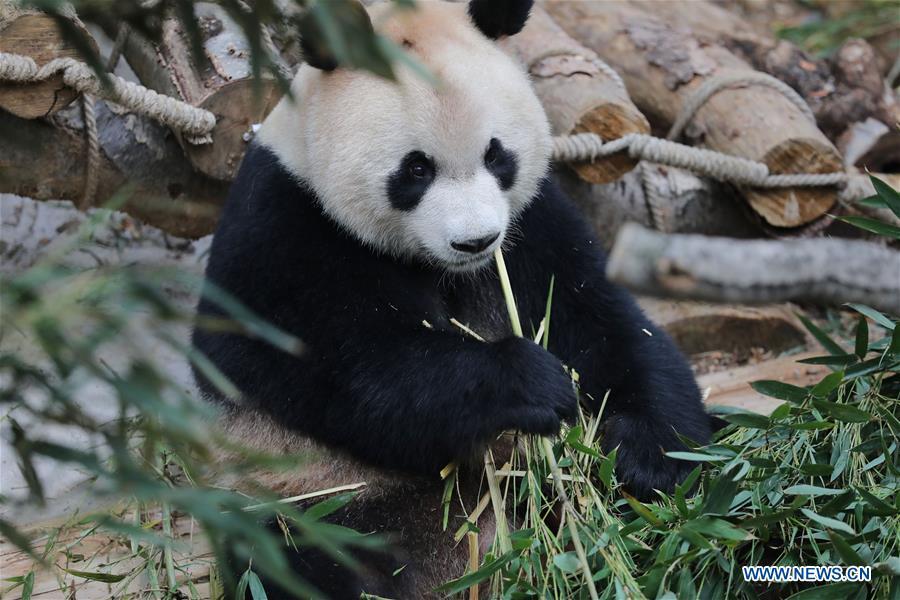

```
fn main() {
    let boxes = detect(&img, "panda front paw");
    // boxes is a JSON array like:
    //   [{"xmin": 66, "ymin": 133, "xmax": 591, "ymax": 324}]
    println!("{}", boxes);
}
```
[
  {"xmin": 602, "ymin": 413, "xmax": 707, "ymax": 501},
  {"xmin": 489, "ymin": 337, "xmax": 578, "ymax": 436}
]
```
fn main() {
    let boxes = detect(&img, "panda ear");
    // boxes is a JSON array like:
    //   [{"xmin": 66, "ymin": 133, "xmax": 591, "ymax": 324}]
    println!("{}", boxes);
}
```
[
  {"xmin": 298, "ymin": 1, "xmax": 373, "ymax": 72},
  {"xmin": 467, "ymin": 0, "xmax": 533, "ymax": 40}
]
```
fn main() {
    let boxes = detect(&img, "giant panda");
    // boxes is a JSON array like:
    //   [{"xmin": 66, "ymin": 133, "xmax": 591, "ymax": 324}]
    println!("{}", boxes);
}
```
[{"xmin": 192, "ymin": 0, "xmax": 712, "ymax": 598}]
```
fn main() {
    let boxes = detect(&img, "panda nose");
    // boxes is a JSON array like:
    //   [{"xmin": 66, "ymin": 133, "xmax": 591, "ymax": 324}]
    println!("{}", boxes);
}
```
[{"xmin": 451, "ymin": 232, "xmax": 500, "ymax": 254}]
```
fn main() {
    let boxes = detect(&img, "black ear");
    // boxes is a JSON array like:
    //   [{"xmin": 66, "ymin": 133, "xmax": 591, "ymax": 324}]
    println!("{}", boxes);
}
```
[
  {"xmin": 468, "ymin": 0, "xmax": 533, "ymax": 40},
  {"xmin": 298, "ymin": 13, "xmax": 339, "ymax": 71},
  {"xmin": 298, "ymin": 1, "xmax": 374, "ymax": 72}
]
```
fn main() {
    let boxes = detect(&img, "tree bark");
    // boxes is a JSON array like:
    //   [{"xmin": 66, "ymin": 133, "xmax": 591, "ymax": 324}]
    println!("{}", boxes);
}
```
[
  {"xmin": 607, "ymin": 223, "xmax": 900, "ymax": 314},
  {"xmin": 543, "ymin": 0, "xmax": 844, "ymax": 229},
  {"xmin": 624, "ymin": 0, "xmax": 900, "ymax": 144},
  {"xmin": 639, "ymin": 298, "xmax": 810, "ymax": 359},
  {"xmin": 101, "ymin": 3, "xmax": 281, "ymax": 181},
  {"xmin": 0, "ymin": 5, "xmax": 98, "ymax": 118},
  {"xmin": 499, "ymin": 5, "xmax": 650, "ymax": 183},
  {"xmin": 0, "ymin": 104, "xmax": 226, "ymax": 238},
  {"xmin": 554, "ymin": 163, "xmax": 760, "ymax": 249}
]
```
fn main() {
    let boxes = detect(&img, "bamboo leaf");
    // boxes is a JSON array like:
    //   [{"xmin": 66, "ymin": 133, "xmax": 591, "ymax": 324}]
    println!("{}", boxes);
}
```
[
  {"xmin": 870, "ymin": 174, "xmax": 900, "ymax": 219},
  {"xmin": 836, "ymin": 216, "xmax": 900, "ymax": 239},
  {"xmin": 799, "ymin": 508, "xmax": 856, "ymax": 535},
  {"xmin": 750, "ymin": 380, "xmax": 808, "ymax": 403}
]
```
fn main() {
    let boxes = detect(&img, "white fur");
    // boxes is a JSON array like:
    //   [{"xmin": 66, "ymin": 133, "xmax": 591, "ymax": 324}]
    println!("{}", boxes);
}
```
[{"xmin": 258, "ymin": 1, "xmax": 552, "ymax": 270}]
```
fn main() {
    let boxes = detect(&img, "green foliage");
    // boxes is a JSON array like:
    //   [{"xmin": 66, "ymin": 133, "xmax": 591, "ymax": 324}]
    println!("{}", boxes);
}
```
[
  {"xmin": 777, "ymin": 0, "xmax": 900, "ymax": 57},
  {"xmin": 20, "ymin": 0, "xmax": 427, "ymax": 91},
  {"xmin": 0, "ymin": 211, "xmax": 378, "ymax": 597},
  {"xmin": 440, "ymin": 177, "xmax": 900, "ymax": 598}
]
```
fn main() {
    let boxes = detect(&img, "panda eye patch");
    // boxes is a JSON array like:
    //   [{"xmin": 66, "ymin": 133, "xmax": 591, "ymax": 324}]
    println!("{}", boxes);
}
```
[
  {"xmin": 408, "ymin": 157, "xmax": 431, "ymax": 179},
  {"xmin": 483, "ymin": 138, "xmax": 518, "ymax": 191},
  {"xmin": 387, "ymin": 150, "xmax": 436, "ymax": 211}
]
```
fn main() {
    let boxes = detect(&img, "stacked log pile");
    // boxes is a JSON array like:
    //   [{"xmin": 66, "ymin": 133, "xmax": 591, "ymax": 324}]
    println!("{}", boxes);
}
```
[{"xmin": 1, "ymin": 0, "xmax": 898, "ymax": 306}]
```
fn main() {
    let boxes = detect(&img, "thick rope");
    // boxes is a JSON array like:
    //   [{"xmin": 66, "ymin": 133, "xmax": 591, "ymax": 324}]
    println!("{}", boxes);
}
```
[
  {"xmin": 0, "ymin": 51, "xmax": 216, "ymax": 144},
  {"xmin": 551, "ymin": 132, "xmax": 848, "ymax": 189},
  {"xmin": 0, "ymin": 50, "xmax": 854, "ymax": 202},
  {"xmin": 667, "ymin": 72, "xmax": 816, "ymax": 141},
  {"xmin": 80, "ymin": 94, "xmax": 100, "ymax": 208}
]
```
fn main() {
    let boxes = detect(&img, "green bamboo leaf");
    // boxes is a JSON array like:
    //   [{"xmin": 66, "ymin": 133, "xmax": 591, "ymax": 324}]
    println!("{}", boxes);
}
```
[
  {"xmin": 247, "ymin": 570, "xmax": 269, "ymax": 600},
  {"xmin": 21, "ymin": 572, "xmax": 34, "ymax": 600},
  {"xmin": 854, "ymin": 317, "xmax": 868, "ymax": 359},
  {"xmin": 553, "ymin": 552, "xmax": 582, "ymax": 574},
  {"xmin": 622, "ymin": 492, "xmax": 664, "ymax": 526},
  {"xmin": 63, "ymin": 569, "xmax": 128, "ymax": 583},
  {"xmin": 811, "ymin": 371, "xmax": 844, "ymax": 398},
  {"xmin": 783, "ymin": 485, "xmax": 844, "ymax": 496},
  {"xmin": 750, "ymin": 380, "xmax": 808, "ymax": 403},
  {"xmin": 811, "ymin": 399, "xmax": 871, "ymax": 423},
  {"xmin": 434, "ymin": 553, "xmax": 514, "ymax": 594},
  {"xmin": 870, "ymin": 174, "xmax": 900, "ymax": 219},
  {"xmin": 797, "ymin": 314, "xmax": 846, "ymax": 357},
  {"xmin": 785, "ymin": 582, "xmax": 860, "ymax": 600},
  {"xmin": 665, "ymin": 451, "xmax": 727, "ymax": 462},
  {"xmin": 721, "ymin": 412, "xmax": 770, "ymax": 429},
  {"xmin": 798, "ymin": 354, "xmax": 858, "ymax": 366},
  {"xmin": 846, "ymin": 303, "xmax": 895, "ymax": 330},
  {"xmin": 681, "ymin": 517, "xmax": 752, "ymax": 541},
  {"xmin": 837, "ymin": 216, "xmax": 900, "ymax": 239},
  {"xmin": 799, "ymin": 508, "xmax": 856, "ymax": 535},
  {"xmin": 598, "ymin": 447, "xmax": 617, "ymax": 490}
]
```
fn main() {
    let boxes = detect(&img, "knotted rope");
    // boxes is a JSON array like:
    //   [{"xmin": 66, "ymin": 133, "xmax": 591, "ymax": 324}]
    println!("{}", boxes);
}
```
[
  {"xmin": 1, "ymin": 49, "xmax": 854, "ymax": 225},
  {"xmin": 0, "ymin": 51, "xmax": 216, "ymax": 144}
]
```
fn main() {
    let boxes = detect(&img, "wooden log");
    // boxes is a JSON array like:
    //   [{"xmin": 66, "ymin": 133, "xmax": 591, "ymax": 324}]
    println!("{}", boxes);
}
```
[
  {"xmin": 606, "ymin": 223, "xmax": 900, "ymax": 314},
  {"xmin": 554, "ymin": 163, "xmax": 760, "ymax": 248},
  {"xmin": 639, "ymin": 298, "xmax": 810, "ymax": 359},
  {"xmin": 699, "ymin": 351, "xmax": 830, "ymax": 415},
  {"xmin": 102, "ymin": 3, "xmax": 281, "ymax": 181},
  {"xmin": 625, "ymin": 0, "xmax": 900, "ymax": 143},
  {"xmin": 0, "ymin": 104, "xmax": 226, "ymax": 238},
  {"xmin": 0, "ymin": 4, "xmax": 98, "ymax": 118},
  {"xmin": 499, "ymin": 6, "xmax": 650, "ymax": 183},
  {"xmin": 543, "ymin": 1, "xmax": 844, "ymax": 229}
]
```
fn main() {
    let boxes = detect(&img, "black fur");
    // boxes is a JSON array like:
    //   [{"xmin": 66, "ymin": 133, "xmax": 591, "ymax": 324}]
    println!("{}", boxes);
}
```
[
  {"xmin": 386, "ymin": 150, "xmax": 436, "ymax": 211},
  {"xmin": 484, "ymin": 137, "xmax": 517, "ymax": 190},
  {"xmin": 194, "ymin": 144, "xmax": 711, "ymax": 598},
  {"xmin": 467, "ymin": 0, "xmax": 533, "ymax": 39}
]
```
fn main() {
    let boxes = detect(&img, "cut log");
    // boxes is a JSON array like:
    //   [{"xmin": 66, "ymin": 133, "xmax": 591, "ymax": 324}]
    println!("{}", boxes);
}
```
[
  {"xmin": 554, "ymin": 163, "xmax": 760, "ymax": 248},
  {"xmin": 607, "ymin": 223, "xmax": 900, "ymax": 314},
  {"xmin": 0, "ymin": 5, "xmax": 98, "ymax": 118},
  {"xmin": 628, "ymin": 1, "xmax": 900, "ymax": 143},
  {"xmin": 699, "ymin": 351, "xmax": 830, "ymax": 415},
  {"xmin": 102, "ymin": 3, "xmax": 281, "ymax": 181},
  {"xmin": 543, "ymin": 1, "xmax": 843, "ymax": 228},
  {"xmin": 0, "ymin": 105, "xmax": 226, "ymax": 238},
  {"xmin": 639, "ymin": 298, "xmax": 810, "ymax": 359},
  {"xmin": 499, "ymin": 6, "xmax": 650, "ymax": 183}
]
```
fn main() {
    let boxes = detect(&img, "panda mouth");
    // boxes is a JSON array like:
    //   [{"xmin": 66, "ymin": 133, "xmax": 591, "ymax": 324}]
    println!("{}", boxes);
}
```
[{"xmin": 444, "ymin": 253, "xmax": 493, "ymax": 271}]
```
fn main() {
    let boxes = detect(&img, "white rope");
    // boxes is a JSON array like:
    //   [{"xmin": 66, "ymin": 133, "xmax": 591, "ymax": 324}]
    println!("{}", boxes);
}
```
[
  {"xmin": 0, "ymin": 52, "xmax": 216, "ymax": 144},
  {"xmin": 0, "ymin": 50, "xmax": 850, "ymax": 197},
  {"xmin": 667, "ymin": 72, "xmax": 816, "ymax": 141},
  {"xmin": 552, "ymin": 132, "xmax": 848, "ymax": 189}
]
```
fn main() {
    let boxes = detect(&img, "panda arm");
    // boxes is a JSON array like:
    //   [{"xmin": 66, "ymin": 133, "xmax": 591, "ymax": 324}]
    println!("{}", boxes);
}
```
[
  {"xmin": 507, "ymin": 178, "xmax": 712, "ymax": 498},
  {"xmin": 295, "ymin": 321, "xmax": 577, "ymax": 475}
]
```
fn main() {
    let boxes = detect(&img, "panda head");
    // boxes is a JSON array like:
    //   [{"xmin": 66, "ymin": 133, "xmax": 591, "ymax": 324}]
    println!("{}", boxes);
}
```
[{"xmin": 259, "ymin": 0, "xmax": 550, "ymax": 272}]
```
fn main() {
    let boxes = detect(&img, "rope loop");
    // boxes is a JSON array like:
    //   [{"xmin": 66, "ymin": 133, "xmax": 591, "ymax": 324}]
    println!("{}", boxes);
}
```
[
  {"xmin": 0, "ymin": 51, "xmax": 216, "ymax": 144},
  {"xmin": 667, "ymin": 72, "xmax": 816, "ymax": 141}
]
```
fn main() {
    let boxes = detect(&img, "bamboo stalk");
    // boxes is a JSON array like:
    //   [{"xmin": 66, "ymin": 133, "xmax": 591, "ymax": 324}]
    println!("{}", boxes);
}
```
[
  {"xmin": 467, "ymin": 531, "xmax": 480, "ymax": 600},
  {"xmin": 492, "ymin": 248, "xmax": 600, "ymax": 600}
]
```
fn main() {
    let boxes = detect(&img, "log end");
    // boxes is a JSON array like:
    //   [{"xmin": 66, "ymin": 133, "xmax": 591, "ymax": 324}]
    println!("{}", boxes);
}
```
[
  {"xmin": 0, "ymin": 14, "xmax": 94, "ymax": 118},
  {"xmin": 744, "ymin": 138, "xmax": 843, "ymax": 228},
  {"xmin": 187, "ymin": 79, "xmax": 282, "ymax": 181},
  {"xmin": 570, "ymin": 101, "xmax": 651, "ymax": 184}
]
